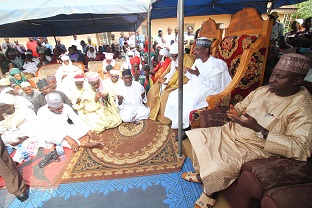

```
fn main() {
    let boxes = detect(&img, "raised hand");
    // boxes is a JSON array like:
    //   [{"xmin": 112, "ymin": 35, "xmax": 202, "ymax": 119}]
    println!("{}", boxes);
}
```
[
  {"xmin": 117, "ymin": 95, "xmax": 124, "ymax": 105},
  {"xmin": 95, "ymin": 91, "xmax": 102, "ymax": 102},
  {"xmin": 229, "ymin": 111, "xmax": 263, "ymax": 132},
  {"xmin": 186, "ymin": 66, "xmax": 200, "ymax": 76}
]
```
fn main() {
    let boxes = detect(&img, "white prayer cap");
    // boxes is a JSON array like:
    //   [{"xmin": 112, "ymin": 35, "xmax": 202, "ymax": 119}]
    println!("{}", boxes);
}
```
[
  {"xmin": 0, "ymin": 78, "xmax": 10, "ymax": 86},
  {"xmin": 158, "ymin": 28, "xmax": 163, "ymax": 32},
  {"xmin": 129, "ymin": 43, "xmax": 135, "ymax": 48},
  {"xmin": 169, "ymin": 43, "xmax": 178, "ymax": 54},
  {"xmin": 21, "ymin": 82, "xmax": 31, "ymax": 88},
  {"xmin": 0, "ymin": 93, "xmax": 16, "ymax": 105},
  {"xmin": 110, "ymin": 70, "xmax": 119, "ymax": 75},
  {"xmin": 159, "ymin": 48, "xmax": 169, "ymax": 57},
  {"xmin": 1, "ymin": 87, "xmax": 14, "ymax": 94},
  {"xmin": 45, "ymin": 93, "xmax": 63, "ymax": 108},
  {"xmin": 127, "ymin": 51, "xmax": 135, "ymax": 57},
  {"xmin": 105, "ymin": 53, "xmax": 114, "ymax": 60},
  {"xmin": 61, "ymin": 55, "xmax": 70, "ymax": 61}
]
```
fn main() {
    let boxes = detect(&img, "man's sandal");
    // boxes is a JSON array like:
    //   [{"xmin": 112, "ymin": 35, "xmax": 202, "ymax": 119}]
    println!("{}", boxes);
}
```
[
  {"xmin": 38, "ymin": 150, "xmax": 60, "ymax": 168},
  {"xmin": 194, "ymin": 193, "xmax": 216, "ymax": 208},
  {"xmin": 181, "ymin": 172, "xmax": 203, "ymax": 184}
]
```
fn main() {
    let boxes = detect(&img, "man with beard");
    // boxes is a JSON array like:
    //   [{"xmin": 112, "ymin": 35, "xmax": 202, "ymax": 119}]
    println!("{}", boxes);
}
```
[
  {"xmin": 81, "ymin": 72, "xmax": 121, "ymax": 133},
  {"xmin": 182, "ymin": 53, "xmax": 312, "ymax": 208},
  {"xmin": 37, "ymin": 93, "xmax": 102, "ymax": 152},
  {"xmin": 116, "ymin": 69, "xmax": 150, "ymax": 123},
  {"xmin": 20, "ymin": 81, "xmax": 40, "ymax": 111},
  {"xmin": 164, "ymin": 37, "xmax": 231, "ymax": 132}
]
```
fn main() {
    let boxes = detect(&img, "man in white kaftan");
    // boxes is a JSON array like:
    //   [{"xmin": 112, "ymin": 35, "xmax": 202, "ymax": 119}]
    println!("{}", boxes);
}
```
[
  {"xmin": 0, "ymin": 94, "xmax": 43, "ymax": 163},
  {"xmin": 164, "ymin": 37, "xmax": 232, "ymax": 129},
  {"xmin": 55, "ymin": 55, "xmax": 82, "ymax": 95},
  {"xmin": 102, "ymin": 70, "xmax": 123, "ymax": 101},
  {"xmin": 116, "ymin": 69, "xmax": 150, "ymax": 122},
  {"xmin": 183, "ymin": 53, "xmax": 312, "ymax": 208},
  {"xmin": 81, "ymin": 72, "xmax": 121, "ymax": 133},
  {"xmin": 37, "ymin": 93, "xmax": 101, "ymax": 151}
]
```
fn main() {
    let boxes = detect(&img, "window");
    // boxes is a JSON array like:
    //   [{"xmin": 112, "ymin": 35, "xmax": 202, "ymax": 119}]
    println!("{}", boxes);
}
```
[{"xmin": 142, "ymin": 25, "xmax": 147, "ymax": 35}]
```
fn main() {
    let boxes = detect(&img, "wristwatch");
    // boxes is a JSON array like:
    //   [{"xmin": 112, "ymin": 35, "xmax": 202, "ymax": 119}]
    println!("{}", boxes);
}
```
[{"xmin": 256, "ymin": 129, "xmax": 268, "ymax": 139}]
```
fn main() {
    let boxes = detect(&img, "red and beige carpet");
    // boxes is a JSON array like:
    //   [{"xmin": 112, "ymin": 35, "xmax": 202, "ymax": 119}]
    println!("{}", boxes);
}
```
[{"xmin": 56, "ymin": 119, "xmax": 185, "ymax": 184}]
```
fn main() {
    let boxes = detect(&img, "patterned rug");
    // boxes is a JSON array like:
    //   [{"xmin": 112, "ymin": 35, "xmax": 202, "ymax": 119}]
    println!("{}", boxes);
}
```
[
  {"xmin": 55, "ymin": 120, "xmax": 185, "ymax": 184},
  {"xmin": 6, "ymin": 158, "xmax": 202, "ymax": 208}
]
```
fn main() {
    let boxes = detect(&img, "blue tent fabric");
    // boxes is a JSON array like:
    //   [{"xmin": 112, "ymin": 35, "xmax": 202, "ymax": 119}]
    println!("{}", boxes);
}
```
[
  {"xmin": 0, "ymin": 13, "xmax": 147, "ymax": 37},
  {"xmin": 0, "ymin": 0, "xmax": 154, "ymax": 37},
  {"xmin": 150, "ymin": 0, "xmax": 307, "ymax": 19}
]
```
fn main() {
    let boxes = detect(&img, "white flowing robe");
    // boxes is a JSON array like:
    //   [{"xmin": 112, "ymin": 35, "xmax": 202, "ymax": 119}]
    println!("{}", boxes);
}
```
[
  {"xmin": 37, "ymin": 104, "xmax": 90, "ymax": 149},
  {"xmin": 55, "ymin": 62, "xmax": 82, "ymax": 95},
  {"xmin": 116, "ymin": 81, "xmax": 150, "ymax": 122},
  {"xmin": 0, "ymin": 106, "xmax": 43, "ymax": 162},
  {"xmin": 186, "ymin": 86, "xmax": 312, "ymax": 195},
  {"xmin": 164, "ymin": 56, "xmax": 232, "ymax": 129}
]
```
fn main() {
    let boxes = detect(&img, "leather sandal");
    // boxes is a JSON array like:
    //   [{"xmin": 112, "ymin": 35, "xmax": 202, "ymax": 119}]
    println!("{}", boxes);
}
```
[
  {"xmin": 38, "ymin": 150, "xmax": 60, "ymax": 168},
  {"xmin": 194, "ymin": 193, "xmax": 216, "ymax": 208},
  {"xmin": 181, "ymin": 172, "xmax": 203, "ymax": 184}
]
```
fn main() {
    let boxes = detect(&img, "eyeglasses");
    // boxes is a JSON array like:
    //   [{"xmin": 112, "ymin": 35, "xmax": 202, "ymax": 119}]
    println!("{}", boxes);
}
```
[
  {"xmin": 111, "ymin": 76, "xmax": 118, "ymax": 78},
  {"xmin": 170, "ymin": 54, "xmax": 178, "ymax": 58}
]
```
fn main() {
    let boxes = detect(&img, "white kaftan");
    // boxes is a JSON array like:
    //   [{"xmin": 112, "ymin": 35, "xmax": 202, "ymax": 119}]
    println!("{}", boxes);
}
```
[
  {"xmin": 116, "ymin": 81, "xmax": 150, "ymax": 122},
  {"xmin": 164, "ymin": 56, "xmax": 232, "ymax": 129},
  {"xmin": 37, "ymin": 104, "xmax": 90, "ymax": 149}
]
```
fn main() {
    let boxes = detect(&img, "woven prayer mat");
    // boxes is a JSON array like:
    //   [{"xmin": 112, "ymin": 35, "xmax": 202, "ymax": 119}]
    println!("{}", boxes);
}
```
[
  {"xmin": 0, "ymin": 148, "xmax": 73, "ymax": 189},
  {"xmin": 55, "ymin": 119, "xmax": 185, "ymax": 184}
]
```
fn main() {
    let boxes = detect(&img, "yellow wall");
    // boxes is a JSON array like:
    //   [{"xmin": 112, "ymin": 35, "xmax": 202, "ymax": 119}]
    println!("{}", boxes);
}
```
[
  {"xmin": 3, "ymin": 14, "xmax": 233, "ymax": 50},
  {"xmin": 144, "ymin": 14, "xmax": 232, "ymax": 36}
]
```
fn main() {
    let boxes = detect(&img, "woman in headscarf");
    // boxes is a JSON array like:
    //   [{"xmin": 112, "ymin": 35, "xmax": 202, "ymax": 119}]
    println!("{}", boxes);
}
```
[
  {"xmin": 9, "ymin": 68, "xmax": 29, "ymax": 94},
  {"xmin": 55, "ymin": 55, "xmax": 83, "ymax": 95},
  {"xmin": 84, "ymin": 45, "xmax": 97, "ymax": 65}
]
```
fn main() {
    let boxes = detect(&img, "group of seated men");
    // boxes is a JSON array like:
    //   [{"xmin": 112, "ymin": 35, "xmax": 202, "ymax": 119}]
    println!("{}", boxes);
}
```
[{"xmin": 0, "ymin": 32, "xmax": 312, "ymax": 207}]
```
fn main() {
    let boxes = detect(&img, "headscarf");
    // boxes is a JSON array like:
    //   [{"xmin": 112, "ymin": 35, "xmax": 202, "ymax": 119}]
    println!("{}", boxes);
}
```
[
  {"xmin": 0, "ymin": 87, "xmax": 14, "ymax": 94},
  {"xmin": 86, "ymin": 72, "xmax": 104, "ymax": 91},
  {"xmin": 0, "ymin": 93, "xmax": 16, "ymax": 105},
  {"xmin": 87, "ymin": 45, "xmax": 96, "ymax": 59},
  {"xmin": 130, "ymin": 56, "xmax": 141, "ymax": 65},
  {"xmin": 9, "ymin": 68, "xmax": 27, "ymax": 86},
  {"xmin": 9, "ymin": 68, "xmax": 21, "ymax": 76},
  {"xmin": 0, "ymin": 78, "xmax": 10, "ymax": 86},
  {"xmin": 74, "ymin": 74, "xmax": 85, "ymax": 82}
]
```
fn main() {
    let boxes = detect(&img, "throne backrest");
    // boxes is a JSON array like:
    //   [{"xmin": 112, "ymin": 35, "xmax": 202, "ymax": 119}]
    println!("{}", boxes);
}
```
[
  {"xmin": 210, "ymin": 8, "xmax": 271, "ymax": 107},
  {"xmin": 191, "ymin": 18, "xmax": 222, "ymax": 57}
]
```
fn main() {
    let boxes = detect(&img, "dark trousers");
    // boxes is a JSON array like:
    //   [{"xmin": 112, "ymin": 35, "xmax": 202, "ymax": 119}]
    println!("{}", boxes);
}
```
[{"xmin": 0, "ymin": 137, "xmax": 27, "ymax": 195}]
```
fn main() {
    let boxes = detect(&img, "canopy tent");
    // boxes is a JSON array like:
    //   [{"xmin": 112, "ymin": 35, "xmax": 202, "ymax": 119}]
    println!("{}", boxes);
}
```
[
  {"xmin": 0, "ymin": 0, "xmax": 154, "ymax": 37},
  {"xmin": 150, "ymin": 0, "xmax": 307, "ymax": 19}
]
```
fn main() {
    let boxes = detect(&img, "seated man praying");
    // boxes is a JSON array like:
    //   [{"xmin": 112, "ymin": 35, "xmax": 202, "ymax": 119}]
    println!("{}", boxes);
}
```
[
  {"xmin": 37, "ymin": 93, "xmax": 102, "ymax": 152},
  {"xmin": 182, "ymin": 53, "xmax": 312, "ymax": 208},
  {"xmin": 116, "ymin": 69, "xmax": 150, "ymax": 123}
]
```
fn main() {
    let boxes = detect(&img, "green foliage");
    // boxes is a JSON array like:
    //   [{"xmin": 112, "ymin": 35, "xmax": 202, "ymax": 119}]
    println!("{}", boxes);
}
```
[{"xmin": 294, "ymin": 0, "xmax": 312, "ymax": 19}]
